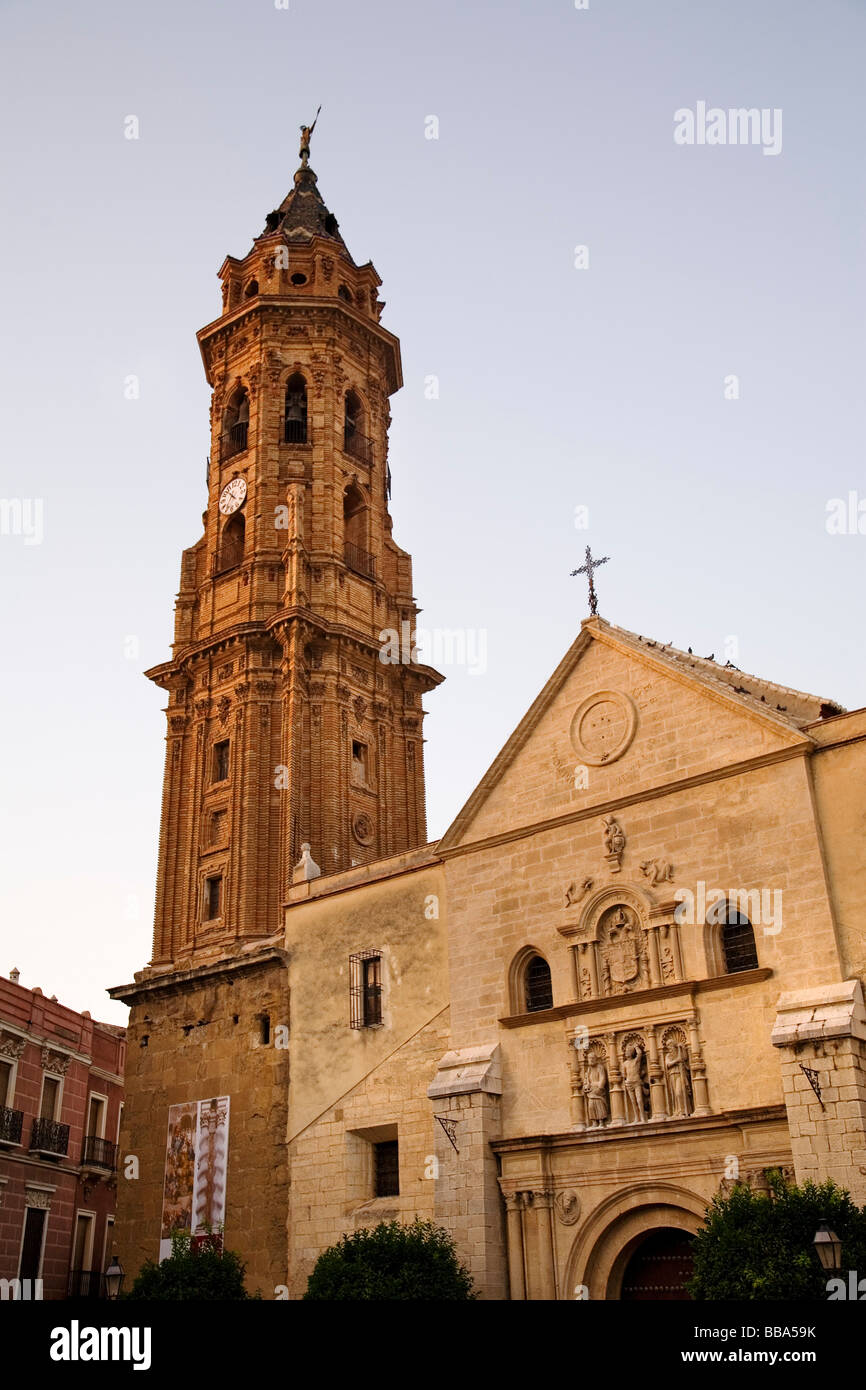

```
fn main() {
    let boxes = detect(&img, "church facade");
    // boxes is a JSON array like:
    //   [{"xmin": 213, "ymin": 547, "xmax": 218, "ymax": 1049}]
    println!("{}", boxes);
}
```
[{"xmin": 111, "ymin": 142, "xmax": 866, "ymax": 1300}]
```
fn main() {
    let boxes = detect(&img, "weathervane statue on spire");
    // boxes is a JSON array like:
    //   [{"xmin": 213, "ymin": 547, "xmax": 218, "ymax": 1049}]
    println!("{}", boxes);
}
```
[{"xmin": 299, "ymin": 106, "xmax": 322, "ymax": 166}]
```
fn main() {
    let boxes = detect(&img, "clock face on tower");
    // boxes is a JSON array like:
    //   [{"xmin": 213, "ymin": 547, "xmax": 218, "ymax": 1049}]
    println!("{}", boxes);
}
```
[{"xmin": 218, "ymin": 477, "xmax": 247, "ymax": 515}]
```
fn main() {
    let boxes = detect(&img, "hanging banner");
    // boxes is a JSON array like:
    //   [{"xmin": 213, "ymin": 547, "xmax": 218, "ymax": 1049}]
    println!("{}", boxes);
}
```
[{"xmin": 159, "ymin": 1096, "xmax": 230, "ymax": 1261}]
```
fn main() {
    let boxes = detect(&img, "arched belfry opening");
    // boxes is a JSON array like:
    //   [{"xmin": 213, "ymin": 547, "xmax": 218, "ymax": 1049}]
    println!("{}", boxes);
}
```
[
  {"xmin": 343, "ymin": 482, "xmax": 373, "ymax": 578},
  {"xmin": 343, "ymin": 390, "xmax": 372, "ymax": 465},
  {"xmin": 223, "ymin": 387, "xmax": 249, "ymax": 460},
  {"xmin": 284, "ymin": 373, "xmax": 308, "ymax": 443},
  {"xmin": 218, "ymin": 512, "xmax": 245, "ymax": 573}
]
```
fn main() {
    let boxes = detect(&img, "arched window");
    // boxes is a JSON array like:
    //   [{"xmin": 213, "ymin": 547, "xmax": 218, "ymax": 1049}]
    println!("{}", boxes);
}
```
[
  {"xmin": 218, "ymin": 512, "xmax": 245, "ymax": 572},
  {"xmin": 337, "ymin": 283, "xmax": 352, "ymax": 303},
  {"xmin": 244, "ymin": 279, "xmax": 259, "ymax": 299},
  {"xmin": 721, "ymin": 910, "xmax": 759, "ymax": 974},
  {"xmin": 283, "ymin": 373, "xmax": 308, "ymax": 443},
  {"xmin": 343, "ymin": 482, "xmax": 373, "ymax": 578},
  {"xmin": 524, "ymin": 955, "xmax": 553, "ymax": 1013},
  {"xmin": 343, "ymin": 390, "xmax": 372, "ymax": 465},
  {"xmin": 223, "ymin": 388, "xmax": 249, "ymax": 460}
]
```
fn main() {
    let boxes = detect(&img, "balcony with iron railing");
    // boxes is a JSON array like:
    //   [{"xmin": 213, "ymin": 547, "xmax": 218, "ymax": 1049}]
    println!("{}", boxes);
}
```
[
  {"xmin": 221, "ymin": 420, "xmax": 248, "ymax": 461},
  {"xmin": 30, "ymin": 1116, "xmax": 70, "ymax": 1157},
  {"xmin": 81, "ymin": 1134, "xmax": 118, "ymax": 1172},
  {"xmin": 343, "ymin": 425, "xmax": 373, "ymax": 466},
  {"xmin": 0, "ymin": 1105, "xmax": 23, "ymax": 1145},
  {"xmin": 68, "ymin": 1269, "xmax": 104, "ymax": 1299},
  {"xmin": 281, "ymin": 415, "xmax": 310, "ymax": 445},
  {"xmin": 344, "ymin": 542, "xmax": 376, "ymax": 580}
]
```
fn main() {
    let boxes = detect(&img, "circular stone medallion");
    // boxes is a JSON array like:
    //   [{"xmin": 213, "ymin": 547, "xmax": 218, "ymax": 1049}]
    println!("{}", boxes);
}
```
[
  {"xmin": 569, "ymin": 689, "xmax": 637, "ymax": 766},
  {"xmin": 352, "ymin": 811, "xmax": 375, "ymax": 845}
]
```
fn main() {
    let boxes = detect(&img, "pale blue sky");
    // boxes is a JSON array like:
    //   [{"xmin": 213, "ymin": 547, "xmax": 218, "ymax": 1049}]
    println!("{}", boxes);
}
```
[{"xmin": 1, "ymin": 0, "xmax": 864, "ymax": 1022}]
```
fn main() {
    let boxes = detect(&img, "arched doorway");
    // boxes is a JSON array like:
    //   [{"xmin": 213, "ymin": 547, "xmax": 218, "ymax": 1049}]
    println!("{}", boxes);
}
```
[{"xmin": 620, "ymin": 1228, "xmax": 694, "ymax": 1300}]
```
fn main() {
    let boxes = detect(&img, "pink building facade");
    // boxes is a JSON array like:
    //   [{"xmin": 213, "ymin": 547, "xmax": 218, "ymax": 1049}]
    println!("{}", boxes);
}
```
[{"xmin": 0, "ymin": 970, "xmax": 125, "ymax": 1300}]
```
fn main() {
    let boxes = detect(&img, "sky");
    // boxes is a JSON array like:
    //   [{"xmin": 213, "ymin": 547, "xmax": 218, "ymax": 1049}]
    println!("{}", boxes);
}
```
[{"xmin": 1, "ymin": 0, "xmax": 864, "ymax": 1024}]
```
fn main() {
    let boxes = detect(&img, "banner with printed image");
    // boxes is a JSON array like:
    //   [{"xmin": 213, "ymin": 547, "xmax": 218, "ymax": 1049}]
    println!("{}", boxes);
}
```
[{"xmin": 159, "ymin": 1096, "xmax": 230, "ymax": 1261}]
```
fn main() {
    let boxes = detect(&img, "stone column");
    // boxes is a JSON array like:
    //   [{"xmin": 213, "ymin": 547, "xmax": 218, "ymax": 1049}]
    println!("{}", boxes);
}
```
[
  {"xmin": 504, "ymin": 1192, "xmax": 526, "ymax": 1301},
  {"xmin": 590, "ymin": 941, "xmax": 601, "ymax": 996},
  {"xmin": 568, "ymin": 1041, "xmax": 587, "ymax": 1129},
  {"xmin": 646, "ymin": 925, "xmax": 662, "ymax": 987},
  {"xmin": 646, "ymin": 1027, "xmax": 668, "ymax": 1120},
  {"xmin": 667, "ymin": 922, "xmax": 684, "ymax": 980},
  {"xmin": 530, "ymin": 1191, "xmax": 557, "ymax": 1301},
  {"xmin": 687, "ymin": 1017, "xmax": 711, "ymax": 1116},
  {"xmin": 606, "ymin": 1035, "xmax": 625, "ymax": 1127}
]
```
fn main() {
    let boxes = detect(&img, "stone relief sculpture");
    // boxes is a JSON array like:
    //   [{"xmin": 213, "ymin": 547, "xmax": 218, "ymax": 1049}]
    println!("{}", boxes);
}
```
[
  {"xmin": 622, "ymin": 1040, "xmax": 649, "ymax": 1123},
  {"xmin": 602, "ymin": 815, "xmax": 626, "ymax": 872},
  {"xmin": 640, "ymin": 856, "xmax": 674, "ymax": 886},
  {"xmin": 554, "ymin": 1189, "xmax": 581, "ymax": 1225},
  {"xmin": 598, "ymin": 904, "xmax": 647, "ymax": 996},
  {"xmin": 565, "ymin": 876, "xmax": 594, "ymax": 908},
  {"xmin": 663, "ymin": 1029, "xmax": 693, "ymax": 1118},
  {"xmin": 583, "ymin": 1050, "xmax": 609, "ymax": 1128}
]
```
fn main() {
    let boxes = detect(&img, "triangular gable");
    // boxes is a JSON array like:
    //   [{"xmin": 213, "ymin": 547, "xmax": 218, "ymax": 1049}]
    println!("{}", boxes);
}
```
[{"xmin": 438, "ymin": 617, "xmax": 833, "ymax": 852}]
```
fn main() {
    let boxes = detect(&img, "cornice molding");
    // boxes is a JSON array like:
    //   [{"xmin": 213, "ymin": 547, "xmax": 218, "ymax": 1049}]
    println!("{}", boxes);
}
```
[{"xmin": 498, "ymin": 968, "xmax": 772, "ymax": 1028}]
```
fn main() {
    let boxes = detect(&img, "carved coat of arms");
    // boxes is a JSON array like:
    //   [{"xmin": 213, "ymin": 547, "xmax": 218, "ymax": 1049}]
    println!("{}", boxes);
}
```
[{"xmin": 599, "ymin": 905, "xmax": 646, "ymax": 995}]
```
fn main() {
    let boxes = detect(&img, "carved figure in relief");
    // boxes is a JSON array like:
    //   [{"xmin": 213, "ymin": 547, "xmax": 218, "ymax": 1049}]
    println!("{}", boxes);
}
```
[
  {"xmin": 565, "ymin": 876, "xmax": 594, "ymax": 908},
  {"xmin": 603, "ymin": 815, "xmax": 625, "ymax": 858},
  {"xmin": 583, "ymin": 1055, "xmax": 609, "ymax": 1127},
  {"xmin": 640, "ymin": 856, "xmax": 674, "ymax": 886},
  {"xmin": 664, "ymin": 1039, "xmax": 693, "ymax": 1118},
  {"xmin": 623, "ymin": 1044, "xmax": 648, "ymax": 1123}
]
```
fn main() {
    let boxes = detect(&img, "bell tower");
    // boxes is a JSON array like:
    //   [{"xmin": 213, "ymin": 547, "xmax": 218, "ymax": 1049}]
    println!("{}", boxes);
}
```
[{"xmin": 147, "ymin": 132, "xmax": 443, "ymax": 968}]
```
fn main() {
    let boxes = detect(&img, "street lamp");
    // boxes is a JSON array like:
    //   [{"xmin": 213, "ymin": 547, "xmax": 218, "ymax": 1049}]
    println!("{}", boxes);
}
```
[
  {"xmin": 104, "ymin": 1255, "xmax": 125, "ymax": 1300},
  {"xmin": 813, "ymin": 1222, "xmax": 843, "ymax": 1275}
]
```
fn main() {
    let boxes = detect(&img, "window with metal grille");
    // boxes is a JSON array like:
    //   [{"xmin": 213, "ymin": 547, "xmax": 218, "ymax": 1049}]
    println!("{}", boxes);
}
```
[
  {"xmin": 524, "ymin": 955, "xmax": 553, "ymax": 1012},
  {"xmin": 349, "ymin": 951, "xmax": 383, "ymax": 1028},
  {"xmin": 721, "ymin": 911, "xmax": 759, "ymax": 973},
  {"xmin": 374, "ymin": 1139, "xmax": 399, "ymax": 1197}
]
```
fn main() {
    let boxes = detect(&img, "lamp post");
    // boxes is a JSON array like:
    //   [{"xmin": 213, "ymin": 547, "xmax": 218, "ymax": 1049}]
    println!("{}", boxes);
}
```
[
  {"xmin": 813, "ymin": 1221, "xmax": 842, "ymax": 1276},
  {"xmin": 104, "ymin": 1254, "xmax": 124, "ymax": 1300}
]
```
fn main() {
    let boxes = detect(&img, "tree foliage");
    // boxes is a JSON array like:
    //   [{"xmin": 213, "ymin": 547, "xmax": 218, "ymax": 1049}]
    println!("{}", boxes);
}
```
[
  {"xmin": 303, "ymin": 1219, "xmax": 477, "ymax": 1300},
  {"xmin": 124, "ymin": 1230, "xmax": 252, "ymax": 1301},
  {"xmin": 689, "ymin": 1170, "xmax": 866, "ymax": 1300}
]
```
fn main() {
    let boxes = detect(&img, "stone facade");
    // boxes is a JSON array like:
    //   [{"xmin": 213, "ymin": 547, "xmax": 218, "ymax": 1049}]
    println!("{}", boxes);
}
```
[{"xmin": 112, "ymin": 144, "xmax": 866, "ymax": 1300}]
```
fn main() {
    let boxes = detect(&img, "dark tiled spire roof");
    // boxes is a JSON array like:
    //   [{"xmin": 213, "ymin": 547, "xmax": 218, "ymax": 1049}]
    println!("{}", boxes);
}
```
[{"xmin": 262, "ymin": 164, "xmax": 351, "ymax": 256}]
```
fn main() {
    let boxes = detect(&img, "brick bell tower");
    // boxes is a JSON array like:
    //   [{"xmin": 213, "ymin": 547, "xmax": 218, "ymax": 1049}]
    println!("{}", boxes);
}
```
[{"xmin": 146, "ymin": 131, "xmax": 443, "ymax": 969}]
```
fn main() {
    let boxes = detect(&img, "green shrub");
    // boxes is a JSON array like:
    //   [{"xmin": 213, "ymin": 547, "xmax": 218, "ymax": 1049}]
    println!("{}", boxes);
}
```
[
  {"xmin": 304, "ymin": 1218, "xmax": 477, "ymax": 1300},
  {"xmin": 689, "ymin": 1170, "xmax": 866, "ymax": 1300},
  {"xmin": 124, "ymin": 1229, "xmax": 252, "ymax": 1300}
]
